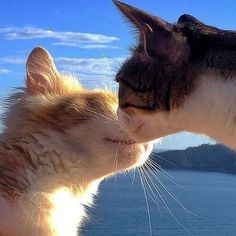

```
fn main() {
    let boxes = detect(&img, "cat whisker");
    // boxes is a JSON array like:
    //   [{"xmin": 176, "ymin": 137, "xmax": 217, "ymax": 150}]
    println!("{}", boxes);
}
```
[
  {"xmin": 112, "ymin": 133, "xmax": 125, "ymax": 187},
  {"xmin": 145, "ymin": 165, "xmax": 184, "ymax": 206},
  {"xmin": 147, "ymin": 159, "xmax": 180, "ymax": 184},
  {"xmin": 142, "ymin": 163, "xmax": 202, "ymax": 235},
  {"xmin": 146, "ymin": 159, "xmax": 187, "ymax": 192},
  {"xmin": 137, "ymin": 168, "xmax": 153, "ymax": 236},
  {"xmin": 130, "ymin": 167, "xmax": 137, "ymax": 188},
  {"xmin": 150, "ymin": 152, "xmax": 177, "ymax": 167},
  {"xmin": 145, "ymin": 163, "xmax": 202, "ymax": 219},
  {"xmin": 140, "ymin": 166, "xmax": 171, "ymax": 210},
  {"xmin": 138, "ymin": 167, "xmax": 164, "ymax": 211},
  {"xmin": 140, "ymin": 166, "xmax": 194, "ymax": 235}
]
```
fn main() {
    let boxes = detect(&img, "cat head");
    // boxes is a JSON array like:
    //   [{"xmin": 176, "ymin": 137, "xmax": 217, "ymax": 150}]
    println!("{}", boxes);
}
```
[
  {"xmin": 113, "ymin": 1, "xmax": 236, "ymax": 142},
  {"xmin": 3, "ymin": 47, "xmax": 152, "ymax": 184}
]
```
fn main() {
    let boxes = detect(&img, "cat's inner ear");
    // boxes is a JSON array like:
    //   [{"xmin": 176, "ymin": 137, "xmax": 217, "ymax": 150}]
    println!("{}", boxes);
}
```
[
  {"xmin": 113, "ymin": 1, "xmax": 189, "ymax": 62},
  {"xmin": 26, "ymin": 47, "xmax": 59, "ymax": 95}
]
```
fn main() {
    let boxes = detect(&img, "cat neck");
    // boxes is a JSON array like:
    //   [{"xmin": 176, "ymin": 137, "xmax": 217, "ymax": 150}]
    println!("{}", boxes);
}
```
[
  {"xmin": 172, "ymin": 73, "xmax": 236, "ymax": 149},
  {"xmin": 0, "ymin": 180, "xmax": 99, "ymax": 236},
  {"xmin": 0, "ymin": 132, "xmax": 101, "ymax": 236},
  {"xmin": 0, "ymin": 129, "xmax": 103, "ymax": 188}
]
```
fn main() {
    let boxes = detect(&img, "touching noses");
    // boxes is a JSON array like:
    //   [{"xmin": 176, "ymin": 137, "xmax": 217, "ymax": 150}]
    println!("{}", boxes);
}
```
[{"xmin": 117, "ymin": 107, "xmax": 137, "ymax": 132}]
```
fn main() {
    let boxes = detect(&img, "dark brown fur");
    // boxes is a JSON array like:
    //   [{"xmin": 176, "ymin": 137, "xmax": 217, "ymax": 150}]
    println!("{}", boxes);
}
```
[{"xmin": 113, "ymin": 1, "xmax": 236, "ymax": 111}]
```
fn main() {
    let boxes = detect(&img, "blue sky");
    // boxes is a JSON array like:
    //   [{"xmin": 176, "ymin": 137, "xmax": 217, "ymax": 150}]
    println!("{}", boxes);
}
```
[{"xmin": 2, "ymin": 0, "xmax": 234, "ymax": 149}]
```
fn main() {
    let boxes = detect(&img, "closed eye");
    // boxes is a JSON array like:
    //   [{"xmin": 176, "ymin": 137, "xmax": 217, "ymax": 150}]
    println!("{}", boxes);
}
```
[
  {"xmin": 120, "ymin": 102, "xmax": 157, "ymax": 111},
  {"xmin": 120, "ymin": 79, "xmax": 153, "ymax": 93}
]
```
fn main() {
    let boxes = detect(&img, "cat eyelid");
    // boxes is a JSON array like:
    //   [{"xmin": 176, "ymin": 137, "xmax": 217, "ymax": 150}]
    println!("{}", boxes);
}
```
[
  {"xmin": 120, "ymin": 79, "xmax": 152, "ymax": 93},
  {"xmin": 121, "ymin": 102, "xmax": 157, "ymax": 111},
  {"xmin": 116, "ymin": 75, "xmax": 151, "ymax": 93}
]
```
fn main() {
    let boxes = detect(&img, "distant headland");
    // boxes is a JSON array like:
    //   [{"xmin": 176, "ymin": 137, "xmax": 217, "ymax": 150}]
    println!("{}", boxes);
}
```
[{"xmin": 153, "ymin": 144, "xmax": 236, "ymax": 174}]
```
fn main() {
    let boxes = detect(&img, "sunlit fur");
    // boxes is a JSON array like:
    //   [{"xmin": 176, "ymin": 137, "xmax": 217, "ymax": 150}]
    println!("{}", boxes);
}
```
[{"xmin": 0, "ymin": 47, "xmax": 153, "ymax": 236}]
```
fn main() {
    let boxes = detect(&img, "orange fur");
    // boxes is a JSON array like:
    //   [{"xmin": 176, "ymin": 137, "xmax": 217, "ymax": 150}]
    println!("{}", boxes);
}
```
[{"xmin": 0, "ymin": 47, "xmax": 152, "ymax": 236}]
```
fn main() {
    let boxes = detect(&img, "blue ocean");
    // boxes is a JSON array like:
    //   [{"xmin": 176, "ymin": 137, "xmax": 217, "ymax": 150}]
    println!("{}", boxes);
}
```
[{"xmin": 81, "ymin": 171, "xmax": 236, "ymax": 236}]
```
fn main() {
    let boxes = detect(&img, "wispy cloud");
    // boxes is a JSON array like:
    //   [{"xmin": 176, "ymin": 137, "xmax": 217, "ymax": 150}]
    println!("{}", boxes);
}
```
[
  {"xmin": 0, "ymin": 26, "xmax": 119, "ymax": 49},
  {"xmin": 0, "ymin": 69, "xmax": 11, "ymax": 74},
  {"xmin": 55, "ymin": 57, "xmax": 124, "ymax": 75},
  {"xmin": 0, "ymin": 56, "xmax": 125, "ymax": 78},
  {"xmin": 0, "ymin": 56, "xmax": 25, "ymax": 65},
  {"xmin": 52, "ymin": 42, "xmax": 121, "ymax": 49},
  {"xmin": 56, "ymin": 56, "xmax": 124, "ymax": 88}
]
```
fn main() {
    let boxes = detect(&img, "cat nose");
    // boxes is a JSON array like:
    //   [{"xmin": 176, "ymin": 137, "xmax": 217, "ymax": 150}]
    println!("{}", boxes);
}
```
[
  {"xmin": 117, "ymin": 107, "xmax": 136, "ymax": 131},
  {"xmin": 117, "ymin": 107, "xmax": 129, "ymax": 124},
  {"xmin": 117, "ymin": 107, "xmax": 126, "ymax": 119}
]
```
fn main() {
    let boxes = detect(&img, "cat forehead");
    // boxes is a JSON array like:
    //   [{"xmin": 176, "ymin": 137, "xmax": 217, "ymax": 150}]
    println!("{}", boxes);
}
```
[
  {"xmin": 61, "ymin": 91, "xmax": 118, "ymax": 108},
  {"xmin": 27, "ymin": 90, "xmax": 117, "ymax": 109},
  {"xmin": 12, "ymin": 90, "xmax": 118, "ymax": 132}
]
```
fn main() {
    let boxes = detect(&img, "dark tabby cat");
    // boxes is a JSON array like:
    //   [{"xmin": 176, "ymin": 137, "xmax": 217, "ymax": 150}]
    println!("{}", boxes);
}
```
[{"xmin": 113, "ymin": 0, "xmax": 236, "ymax": 149}]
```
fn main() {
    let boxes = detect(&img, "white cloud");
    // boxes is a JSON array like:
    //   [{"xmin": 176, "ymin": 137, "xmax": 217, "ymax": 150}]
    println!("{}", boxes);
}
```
[
  {"xmin": 74, "ymin": 73, "xmax": 118, "ymax": 90},
  {"xmin": 0, "ymin": 56, "xmax": 25, "ymax": 65},
  {"xmin": 52, "ymin": 42, "xmax": 121, "ymax": 49},
  {"xmin": 55, "ymin": 56, "xmax": 124, "ymax": 89},
  {"xmin": 0, "ymin": 55, "xmax": 125, "ymax": 87},
  {"xmin": 0, "ymin": 69, "xmax": 11, "ymax": 74},
  {"xmin": 55, "ymin": 57, "xmax": 124, "ymax": 75},
  {"xmin": 0, "ymin": 26, "xmax": 119, "ymax": 48}
]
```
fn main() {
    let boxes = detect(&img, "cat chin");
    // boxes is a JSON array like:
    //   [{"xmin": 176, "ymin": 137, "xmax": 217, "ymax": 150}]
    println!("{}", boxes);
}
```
[
  {"xmin": 110, "ymin": 141, "xmax": 153, "ymax": 171},
  {"xmin": 130, "ymin": 142, "xmax": 153, "ymax": 168}
]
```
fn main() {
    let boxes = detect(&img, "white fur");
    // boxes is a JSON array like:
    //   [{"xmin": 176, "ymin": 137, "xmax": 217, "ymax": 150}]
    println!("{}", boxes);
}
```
[
  {"xmin": 118, "ymin": 75, "xmax": 236, "ymax": 149},
  {"xmin": 0, "ymin": 183, "xmax": 99, "ymax": 236}
]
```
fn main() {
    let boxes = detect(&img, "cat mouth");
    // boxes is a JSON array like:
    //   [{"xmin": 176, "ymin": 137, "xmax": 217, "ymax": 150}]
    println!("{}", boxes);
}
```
[{"xmin": 104, "ymin": 137, "xmax": 136, "ymax": 145}]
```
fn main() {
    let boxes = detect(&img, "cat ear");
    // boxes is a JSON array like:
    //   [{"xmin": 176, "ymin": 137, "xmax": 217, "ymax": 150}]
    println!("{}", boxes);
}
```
[
  {"xmin": 113, "ymin": 1, "xmax": 188, "ymax": 61},
  {"xmin": 113, "ymin": 0, "xmax": 172, "ymax": 34},
  {"xmin": 26, "ymin": 47, "xmax": 59, "ymax": 95}
]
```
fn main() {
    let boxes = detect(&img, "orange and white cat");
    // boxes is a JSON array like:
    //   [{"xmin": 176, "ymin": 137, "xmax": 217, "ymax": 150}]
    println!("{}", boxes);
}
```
[
  {"xmin": 114, "ymin": 1, "xmax": 236, "ymax": 149},
  {"xmin": 0, "ymin": 47, "xmax": 152, "ymax": 236}
]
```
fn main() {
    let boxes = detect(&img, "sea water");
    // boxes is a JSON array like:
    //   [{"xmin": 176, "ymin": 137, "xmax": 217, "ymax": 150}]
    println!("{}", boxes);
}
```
[{"xmin": 81, "ymin": 171, "xmax": 236, "ymax": 236}]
